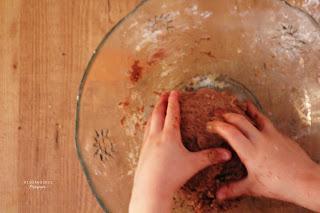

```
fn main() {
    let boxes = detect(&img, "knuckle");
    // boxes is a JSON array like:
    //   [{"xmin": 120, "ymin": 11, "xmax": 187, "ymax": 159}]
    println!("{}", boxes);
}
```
[
  {"xmin": 234, "ymin": 114, "xmax": 247, "ymax": 124},
  {"xmin": 224, "ymin": 125, "xmax": 242, "ymax": 138},
  {"xmin": 166, "ymin": 117, "xmax": 180, "ymax": 129},
  {"xmin": 172, "ymin": 115, "xmax": 180, "ymax": 126},
  {"xmin": 258, "ymin": 113, "xmax": 270, "ymax": 123},
  {"xmin": 262, "ymin": 119, "xmax": 275, "ymax": 131},
  {"xmin": 226, "ymin": 113, "xmax": 246, "ymax": 123},
  {"xmin": 152, "ymin": 107, "xmax": 159, "ymax": 116},
  {"xmin": 246, "ymin": 181, "xmax": 256, "ymax": 195},
  {"xmin": 163, "ymin": 127, "xmax": 178, "ymax": 138},
  {"xmin": 224, "ymin": 184, "xmax": 237, "ymax": 196},
  {"xmin": 170, "ymin": 103, "xmax": 179, "ymax": 113},
  {"xmin": 168, "ymin": 97, "xmax": 175, "ymax": 105},
  {"xmin": 207, "ymin": 150, "xmax": 218, "ymax": 163},
  {"xmin": 225, "ymin": 183, "xmax": 234, "ymax": 192},
  {"xmin": 196, "ymin": 151, "xmax": 210, "ymax": 165},
  {"xmin": 148, "ymin": 132, "xmax": 157, "ymax": 141}
]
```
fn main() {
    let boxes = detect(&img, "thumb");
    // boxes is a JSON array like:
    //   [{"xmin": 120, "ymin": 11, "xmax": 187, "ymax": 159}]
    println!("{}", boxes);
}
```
[
  {"xmin": 216, "ymin": 179, "xmax": 249, "ymax": 201},
  {"xmin": 190, "ymin": 148, "xmax": 231, "ymax": 171}
]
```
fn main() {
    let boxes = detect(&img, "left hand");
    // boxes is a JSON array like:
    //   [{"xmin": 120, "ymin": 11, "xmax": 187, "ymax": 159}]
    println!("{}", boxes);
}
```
[
  {"xmin": 129, "ymin": 91, "xmax": 231, "ymax": 213},
  {"xmin": 207, "ymin": 102, "xmax": 320, "ymax": 212}
]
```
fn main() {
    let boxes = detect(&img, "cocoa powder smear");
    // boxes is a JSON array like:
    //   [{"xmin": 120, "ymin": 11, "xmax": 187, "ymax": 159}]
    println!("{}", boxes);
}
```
[
  {"xmin": 129, "ymin": 60, "xmax": 143, "ymax": 83},
  {"xmin": 179, "ymin": 88, "xmax": 255, "ymax": 212}
]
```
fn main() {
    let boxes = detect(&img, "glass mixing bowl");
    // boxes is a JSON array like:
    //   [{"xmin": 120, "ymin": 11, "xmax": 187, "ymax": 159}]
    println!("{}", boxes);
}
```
[{"xmin": 75, "ymin": 0, "xmax": 320, "ymax": 212}]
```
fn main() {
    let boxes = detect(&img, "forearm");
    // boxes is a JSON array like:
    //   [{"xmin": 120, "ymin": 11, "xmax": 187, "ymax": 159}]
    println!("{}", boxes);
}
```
[
  {"xmin": 284, "ymin": 163, "xmax": 320, "ymax": 212},
  {"xmin": 129, "ymin": 197, "xmax": 173, "ymax": 213}
]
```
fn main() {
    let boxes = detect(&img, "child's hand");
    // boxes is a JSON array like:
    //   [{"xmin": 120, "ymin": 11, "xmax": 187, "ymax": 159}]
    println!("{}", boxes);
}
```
[
  {"xmin": 129, "ymin": 91, "xmax": 231, "ymax": 213},
  {"xmin": 207, "ymin": 102, "xmax": 320, "ymax": 212}
]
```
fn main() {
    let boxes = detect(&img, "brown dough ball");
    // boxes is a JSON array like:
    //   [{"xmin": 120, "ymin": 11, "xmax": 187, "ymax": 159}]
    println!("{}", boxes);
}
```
[{"xmin": 179, "ymin": 88, "xmax": 253, "ymax": 212}]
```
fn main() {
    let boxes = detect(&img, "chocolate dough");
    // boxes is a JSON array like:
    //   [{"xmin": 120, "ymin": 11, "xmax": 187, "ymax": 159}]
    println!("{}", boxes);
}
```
[{"xmin": 179, "ymin": 88, "xmax": 252, "ymax": 212}]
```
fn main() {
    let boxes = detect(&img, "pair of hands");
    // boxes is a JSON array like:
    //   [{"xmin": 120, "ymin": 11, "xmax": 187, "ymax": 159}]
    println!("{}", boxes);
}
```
[{"xmin": 129, "ymin": 91, "xmax": 320, "ymax": 212}]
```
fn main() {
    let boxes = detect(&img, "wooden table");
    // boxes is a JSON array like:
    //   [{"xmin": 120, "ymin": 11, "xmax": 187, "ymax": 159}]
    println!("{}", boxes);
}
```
[
  {"xmin": 0, "ymin": 0, "xmax": 139, "ymax": 212},
  {"xmin": 1, "ymin": 0, "xmax": 319, "ymax": 212}
]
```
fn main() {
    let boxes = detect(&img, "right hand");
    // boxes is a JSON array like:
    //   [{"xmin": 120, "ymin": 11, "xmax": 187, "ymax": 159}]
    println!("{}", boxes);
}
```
[
  {"xmin": 129, "ymin": 91, "xmax": 231, "ymax": 213},
  {"xmin": 207, "ymin": 102, "xmax": 320, "ymax": 211}
]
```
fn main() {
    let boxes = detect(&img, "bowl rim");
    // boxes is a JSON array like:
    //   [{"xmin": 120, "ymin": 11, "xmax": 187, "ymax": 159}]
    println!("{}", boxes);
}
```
[
  {"xmin": 74, "ymin": 0, "xmax": 320, "ymax": 212},
  {"xmin": 74, "ymin": 0, "xmax": 148, "ymax": 212}
]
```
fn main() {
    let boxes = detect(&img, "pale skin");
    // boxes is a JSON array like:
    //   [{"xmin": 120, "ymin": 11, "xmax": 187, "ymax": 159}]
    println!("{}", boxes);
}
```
[{"xmin": 129, "ymin": 91, "xmax": 320, "ymax": 212}]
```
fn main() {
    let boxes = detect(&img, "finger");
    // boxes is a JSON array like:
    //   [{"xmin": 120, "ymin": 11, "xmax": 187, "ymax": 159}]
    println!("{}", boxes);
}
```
[
  {"xmin": 216, "ymin": 179, "xmax": 250, "ymax": 201},
  {"xmin": 143, "ymin": 116, "xmax": 151, "ymax": 142},
  {"xmin": 223, "ymin": 113, "xmax": 261, "ymax": 141},
  {"xmin": 247, "ymin": 102, "xmax": 273, "ymax": 132},
  {"xmin": 150, "ymin": 92, "xmax": 169, "ymax": 133},
  {"xmin": 164, "ymin": 91, "xmax": 180, "ymax": 131},
  {"xmin": 206, "ymin": 121, "xmax": 253, "ymax": 160},
  {"xmin": 190, "ymin": 148, "xmax": 231, "ymax": 171}
]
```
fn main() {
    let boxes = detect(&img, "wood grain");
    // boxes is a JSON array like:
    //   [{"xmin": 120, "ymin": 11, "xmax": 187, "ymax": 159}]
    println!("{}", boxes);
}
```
[
  {"xmin": 0, "ymin": 0, "xmax": 139, "ymax": 212},
  {"xmin": 0, "ymin": 0, "xmax": 318, "ymax": 212}
]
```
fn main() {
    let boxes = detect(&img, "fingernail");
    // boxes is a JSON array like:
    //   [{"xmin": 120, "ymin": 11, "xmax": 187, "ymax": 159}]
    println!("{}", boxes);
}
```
[
  {"xmin": 208, "ymin": 150, "xmax": 229, "ymax": 163},
  {"xmin": 217, "ymin": 191, "xmax": 226, "ymax": 200},
  {"xmin": 206, "ymin": 121, "xmax": 215, "ymax": 130},
  {"xmin": 221, "ymin": 151, "xmax": 231, "ymax": 160},
  {"xmin": 215, "ymin": 149, "xmax": 231, "ymax": 161},
  {"xmin": 161, "ymin": 93, "xmax": 169, "ymax": 101},
  {"xmin": 222, "ymin": 113, "xmax": 232, "ymax": 119},
  {"xmin": 162, "ymin": 92, "xmax": 169, "ymax": 96},
  {"xmin": 171, "ymin": 90, "xmax": 179, "ymax": 96}
]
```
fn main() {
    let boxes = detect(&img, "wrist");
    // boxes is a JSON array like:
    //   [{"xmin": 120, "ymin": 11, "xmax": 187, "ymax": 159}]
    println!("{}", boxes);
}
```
[
  {"xmin": 283, "ymin": 163, "xmax": 320, "ymax": 212},
  {"xmin": 129, "ymin": 184, "xmax": 174, "ymax": 213}
]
